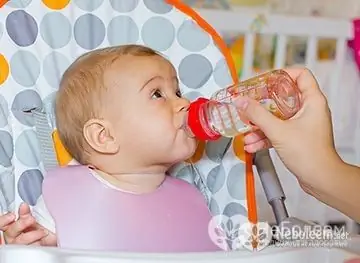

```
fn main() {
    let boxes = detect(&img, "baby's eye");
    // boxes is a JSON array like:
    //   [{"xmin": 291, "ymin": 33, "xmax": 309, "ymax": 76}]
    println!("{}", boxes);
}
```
[
  {"xmin": 151, "ymin": 89, "xmax": 163, "ymax": 99},
  {"xmin": 175, "ymin": 90, "xmax": 182, "ymax": 97}
]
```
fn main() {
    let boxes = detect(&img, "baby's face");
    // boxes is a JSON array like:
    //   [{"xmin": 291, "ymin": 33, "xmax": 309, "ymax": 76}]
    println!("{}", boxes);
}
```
[{"xmin": 105, "ymin": 55, "xmax": 197, "ymax": 168}]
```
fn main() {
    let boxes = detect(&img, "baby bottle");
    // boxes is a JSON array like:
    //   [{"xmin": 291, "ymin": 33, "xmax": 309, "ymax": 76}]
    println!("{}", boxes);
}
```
[{"xmin": 185, "ymin": 69, "xmax": 301, "ymax": 141}]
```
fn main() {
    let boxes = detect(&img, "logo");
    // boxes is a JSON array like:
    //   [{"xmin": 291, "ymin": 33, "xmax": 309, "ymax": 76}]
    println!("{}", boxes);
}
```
[
  {"xmin": 208, "ymin": 216, "xmax": 351, "ymax": 252},
  {"xmin": 208, "ymin": 215, "xmax": 272, "ymax": 251},
  {"xmin": 237, "ymin": 222, "xmax": 273, "ymax": 251}
]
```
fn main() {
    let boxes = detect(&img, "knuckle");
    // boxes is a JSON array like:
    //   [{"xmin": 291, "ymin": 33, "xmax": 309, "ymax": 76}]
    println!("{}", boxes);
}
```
[
  {"xmin": 303, "ymin": 67, "xmax": 311, "ymax": 73},
  {"xmin": 318, "ymin": 94, "xmax": 329, "ymax": 107},
  {"xmin": 18, "ymin": 217, "xmax": 32, "ymax": 229},
  {"xmin": 303, "ymin": 67, "xmax": 314, "ymax": 77}
]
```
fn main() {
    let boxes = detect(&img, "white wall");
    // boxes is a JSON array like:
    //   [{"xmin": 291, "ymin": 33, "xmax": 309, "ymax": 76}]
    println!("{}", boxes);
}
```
[
  {"xmin": 268, "ymin": 0, "xmax": 360, "ymax": 19},
  {"xmin": 225, "ymin": 0, "xmax": 360, "ymax": 19}
]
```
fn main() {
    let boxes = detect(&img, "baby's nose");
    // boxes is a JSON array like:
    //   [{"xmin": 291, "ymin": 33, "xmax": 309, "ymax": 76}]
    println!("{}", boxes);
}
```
[
  {"xmin": 175, "ymin": 98, "xmax": 190, "ymax": 112},
  {"xmin": 179, "ymin": 104, "xmax": 189, "ymax": 112}
]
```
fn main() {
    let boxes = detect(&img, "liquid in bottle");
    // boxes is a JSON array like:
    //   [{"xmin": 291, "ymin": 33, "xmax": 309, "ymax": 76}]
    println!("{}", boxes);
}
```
[{"xmin": 186, "ymin": 69, "xmax": 301, "ymax": 141}]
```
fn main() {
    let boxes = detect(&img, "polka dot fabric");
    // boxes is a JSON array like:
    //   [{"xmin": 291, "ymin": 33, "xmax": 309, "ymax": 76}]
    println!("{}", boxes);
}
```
[{"xmin": 0, "ymin": 0, "xmax": 248, "ymax": 225}]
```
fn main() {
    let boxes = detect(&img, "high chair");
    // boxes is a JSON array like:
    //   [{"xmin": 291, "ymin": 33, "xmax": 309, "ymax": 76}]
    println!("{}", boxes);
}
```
[{"xmin": 0, "ymin": 0, "xmax": 359, "ymax": 261}]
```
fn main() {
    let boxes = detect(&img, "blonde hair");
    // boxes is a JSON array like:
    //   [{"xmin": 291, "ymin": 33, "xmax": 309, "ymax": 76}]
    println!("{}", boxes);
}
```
[{"xmin": 55, "ymin": 44, "xmax": 160, "ymax": 164}]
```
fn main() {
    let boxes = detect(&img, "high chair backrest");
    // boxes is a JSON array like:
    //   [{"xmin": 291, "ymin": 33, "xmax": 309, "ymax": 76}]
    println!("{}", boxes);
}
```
[{"xmin": 0, "ymin": 0, "xmax": 249, "ymax": 231}]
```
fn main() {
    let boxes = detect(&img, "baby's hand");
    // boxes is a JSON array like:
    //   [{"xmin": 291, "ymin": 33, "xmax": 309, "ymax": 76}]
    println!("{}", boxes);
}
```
[{"xmin": 1, "ymin": 203, "xmax": 57, "ymax": 246}]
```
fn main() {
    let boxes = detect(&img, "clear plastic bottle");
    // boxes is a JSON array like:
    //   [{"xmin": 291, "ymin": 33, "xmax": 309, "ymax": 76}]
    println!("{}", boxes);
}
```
[{"xmin": 185, "ymin": 69, "xmax": 301, "ymax": 141}]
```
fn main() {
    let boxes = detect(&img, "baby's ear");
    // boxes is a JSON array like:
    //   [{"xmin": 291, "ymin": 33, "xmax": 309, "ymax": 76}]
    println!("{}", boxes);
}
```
[{"xmin": 83, "ymin": 119, "xmax": 119, "ymax": 154}]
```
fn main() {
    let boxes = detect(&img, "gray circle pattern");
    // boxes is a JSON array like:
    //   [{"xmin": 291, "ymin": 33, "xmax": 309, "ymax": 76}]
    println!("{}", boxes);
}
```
[
  {"xmin": 177, "ymin": 20, "xmax": 210, "ymax": 52},
  {"xmin": 0, "ymin": 170, "xmax": 15, "ymax": 209},
  {"xmin": 74, "ymin": 0, "xmax": 104, "ymax": 11},
  {"xmin": 214, "ymin": 58, "xmax": 233, "ymax": 87},
  {"xmin": 206, "ymin": 165, "xmax": 225, "ymax": 194},
  {"xmin": 6, "ymin": 0, "xmax": 32, "ymax": 8},
  {"xmin": 205, "ymin": 137, "xmax": 232, "ymax": 163},
  {"xmin": 175, "ymin": 165, "xmax": 196, "ymax": 184},
  {"xmin": 0, "ymin": 95, "xmax": 9, "ymax": 128},
  {"xmin": 227, "ymin": 163, "xmax": 246, "ymax": 200},
  {"xmin": 11, "ymin": 90, "xmax": 42, "ymax": 126},
  {"xmin": 182, "ymin": 91, "xmax": 202, "ymax": 101},
  {"xmin": 223, "ymin": 202, "xmax": 247, "ymax": 217},
  {"xmin": 209, "ymin": 198, "xmax": 220, "ymax": 215},
  {"xmin": 141, "ymin": 16, "xmax": 175, "ymax": 51},
  {"xmin": 6, "ymin": 10, "xmax": 38, "ymax": 47},
  {"xmin": 18, "ymin": 169, "xmax": 43, "ymax": 206},
  {"xmin": 109, "ymin": 0, "xmax": 139, "ymax": 12},
  {"xmin": 143, "ymin": 0, "xmax": 173, "ymax": 14},
  {"xmin": 40, "ymin": 12, "xmax": 72, "ymax": 49},
  {"xmin": 178, "ymin": 54, "xmax": 213, "ymax": 89},
  {"xmin": 107, "ymin": 16, "xmax": 139, "ymax": 45},
  {"xmin": 0, "ymin": 131, "xmax": 13, "ymax": 167},
  {"xmin": 10, "ymin": 50, "xmax": 40, "ymax": 87},
  {"xmin": 74, "ymin": 14, "xmax": 105, "ymax": 50},
  {"xmin": 15, "ymin": 130, "xmax": 41, "ymax": 167},
  {"xmin": 43, "ymin": 52, "xmax": 70, "ymax": 89}
]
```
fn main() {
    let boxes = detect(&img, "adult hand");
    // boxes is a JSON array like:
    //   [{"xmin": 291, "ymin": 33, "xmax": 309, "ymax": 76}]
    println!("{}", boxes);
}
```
[{"xmin": 234, "ymin": 67, "xmax": 342, "ymax": 191}]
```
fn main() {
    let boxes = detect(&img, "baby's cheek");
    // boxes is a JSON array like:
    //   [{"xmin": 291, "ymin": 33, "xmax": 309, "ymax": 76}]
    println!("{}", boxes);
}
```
[
  {"xmin": 142, "ymin": 122, "xmax": 173, "ymax": 144},
  {"xmin": 178, "ymin": 137, "xmax": 197, "ymax": 160}
]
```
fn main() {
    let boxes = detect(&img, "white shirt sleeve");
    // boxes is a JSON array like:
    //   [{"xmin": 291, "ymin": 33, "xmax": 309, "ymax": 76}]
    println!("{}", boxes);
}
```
[{"xmin": 31, "ymin": 195, "xmax": 56, "ymax": 234}]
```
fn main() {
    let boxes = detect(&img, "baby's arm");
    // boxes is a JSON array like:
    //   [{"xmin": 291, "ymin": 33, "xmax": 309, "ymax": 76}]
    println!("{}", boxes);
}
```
[{"xmin": 0, "ymin": 202, "xmax": 57, "ymax": 246}]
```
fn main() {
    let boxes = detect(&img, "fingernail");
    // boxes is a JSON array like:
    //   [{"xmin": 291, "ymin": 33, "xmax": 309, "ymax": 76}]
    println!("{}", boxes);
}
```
[{"xmin": 20, "ymin": 213, "xmax": 31, "ymax": 219}]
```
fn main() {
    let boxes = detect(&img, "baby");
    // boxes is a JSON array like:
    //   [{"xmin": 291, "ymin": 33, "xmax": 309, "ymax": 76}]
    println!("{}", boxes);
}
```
[{"xmin": 0, "ymin": 45, "xmax": 221, "ymax": 252}]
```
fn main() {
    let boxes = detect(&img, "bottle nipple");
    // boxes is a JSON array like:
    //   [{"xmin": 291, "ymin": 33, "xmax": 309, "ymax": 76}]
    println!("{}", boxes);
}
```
[{"xmin": 187, "ymin": 98, "xmax": 221, "ymax": 141}]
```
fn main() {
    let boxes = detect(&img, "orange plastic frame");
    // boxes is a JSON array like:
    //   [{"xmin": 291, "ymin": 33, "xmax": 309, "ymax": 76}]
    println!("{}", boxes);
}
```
[{"xmin": 0, "ymin": 0, "xmax": 7, "ymax": 8}]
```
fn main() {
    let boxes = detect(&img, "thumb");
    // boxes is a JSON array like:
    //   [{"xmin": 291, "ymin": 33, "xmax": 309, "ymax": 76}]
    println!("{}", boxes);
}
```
[
  {"xmin": 18, "ymin": 202, "xmax": 31, "ymax": 217},
  {"xmin": 234, "ymin": 97, "xmax": 282, "ymax": 139}
]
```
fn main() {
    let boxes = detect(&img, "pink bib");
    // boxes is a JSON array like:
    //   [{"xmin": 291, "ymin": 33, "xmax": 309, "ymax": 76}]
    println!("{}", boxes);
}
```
[{"xmin": 42, "ymin": 165, "xmax": 220, "ymax": 252}]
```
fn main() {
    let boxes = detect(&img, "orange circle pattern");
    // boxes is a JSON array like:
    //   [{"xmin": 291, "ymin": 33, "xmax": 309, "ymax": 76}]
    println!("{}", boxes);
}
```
[
  {"xmin": 232, "ymin": 135, "xmax": 246, "ymax": 162},
  {"xmin": 0, "ymin": 54, "xmax": 9, "ymax": 85},
  {"xmin": 185, "ymin": 139, "xmax": 205, "ymax": 163},
  {"xmin": 42, "ymin": 0, "xmax": 70, "ymax": 10}
]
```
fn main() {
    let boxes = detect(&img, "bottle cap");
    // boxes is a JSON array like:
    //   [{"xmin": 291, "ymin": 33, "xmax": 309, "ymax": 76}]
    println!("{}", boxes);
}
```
[{"xmin": 187, "ymin": 98, "xmax": 221, "ymax": 141}]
